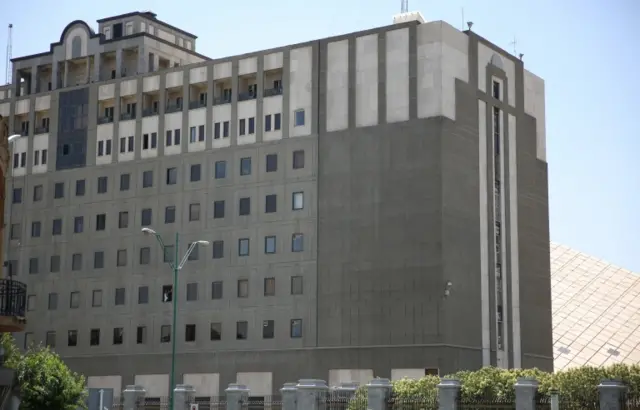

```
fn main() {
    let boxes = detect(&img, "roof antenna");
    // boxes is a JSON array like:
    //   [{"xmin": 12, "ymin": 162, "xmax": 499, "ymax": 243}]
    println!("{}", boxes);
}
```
[{"xmin": 401, "ymin": 0, "xmax": 408, "ymax": 13}]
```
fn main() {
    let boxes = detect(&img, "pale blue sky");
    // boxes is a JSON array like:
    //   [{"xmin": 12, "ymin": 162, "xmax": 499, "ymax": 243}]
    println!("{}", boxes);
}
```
[{"xmin": 2, "ymin": 0, "xmax": 638, "ymax": 270}]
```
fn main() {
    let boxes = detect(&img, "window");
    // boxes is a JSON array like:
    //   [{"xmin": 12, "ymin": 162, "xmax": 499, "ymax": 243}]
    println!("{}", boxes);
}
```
[
  {"xmin": 237, "ymin": 279, "xmax": 249, "ymax": 298},
  {"xmin": 68, "ymin": 330, "xmax": 78, "ymax": 347},
  {"xmin": 72, "ymin": 253, "xmax": 82, "ymax": 270},
  {"xmin": 199, "ymin": 125, "xmax": 205, "ymax": 141},
  {"xmin": 33, "ymin": 185, "xmax": 43, "ymax": 202},
  {"xmin": 166, "ymin": 130, "xmax": 173, "ymax": 146},
  {"xmin": 213, "ymin": 201, "xmax": 225, "ymax": 219},
  {"xmin": 240, "ymin": 157, "xmax": 251, "ymax": 176},
  {"xmin": 160, "ymin": 325, "xmax": 171, "ymax": 343},
  {"xmin": 23, "ymin": 333, "xmax": 33, "ymax": 349},
  {"xmin": 74, "ymin": 216, "xmax": 84, "ymax": 233},
  {"xmin": 239, "ymin": 197, "xmax": 251, "ymax": 216},
  {"xmin": 186, "ymin": 283, "xmax": 198, "ymax": 301},
  {"xmin": 292, "ymin": 192, "xmax": 304, "ymax": 210},
  {"xmin": 236, "ymin": 321, "xmax": 248, "ymax": 340},
  {"xmin": 263, "ymin": 320, "xmax": 275, "ymax": 339},
  {"xmin": 10, "ymin": 223, "xmax": 20, "ymax": 240},
  {"xmin": 291, "ymin": 276, "xmax": 303, "ymax": 295},
  {"xmin": 264, "ymin": 114, "xmax": 272, "ymax": 131},
  {"xmin": 12, "ymin": 188, "xmax": 22, "ymax": 204},
  {"xmin": 212, "ymin": 240, "xmax": 224, "ymax": 259},
  {"xmin": 27, "ymin": 295, "xmax": 36, "ymax": 311},
  {"xmin": 97, "ymin": 176, "xmax": 108, "ymax": 194},
  {"xmin": 214, "ymin": 122, "xmax": 221, "ymax": 139},
  {"xmin": 223, "ymin": 121, "xmax": 230, "ymax": 137},
  {"xmin": 274, "ymin": 113, "xmax": 282, "ymax": 130},
  {"xmin": 141, "ymin": 170, "xmax": 154, "ymax": 188},
  {"xmin": 265, "ymin": 236, "xmax": 276, "ymax": 254},
  {"xmin": 50, "ymin": 255, "xmax": 60, "ymax": 273},
  {"xmin": 31, "ymin": 221, "xmax": 41, "ymax": 237},
  {"xmin": 90, "ymin": 329, "xmax": 100, "ymax": 346},
  {"xmin": 162, "ymin": 285, "xmax": 173, "ymax": 303},
  {"xmin": 189, "ymin": 126, "xmax": 197, "ymax": 143},
  {"xmin": 48, "ymin": 292, "xmax": 58, "ymax": 310},
  {"xmin": 115, "ymin": 288, "xmax": 125, "ymax": 305},
  {"xmin": 94, "ymin": 251, "xmax": 104, "ymax": 269},
  {"xmin": 265, "ymin": 194, "xmax": 277, "ymax": 213},
  {"xmin": 266, "ymin": 154, "xmax": 278, "ymax": 172},
  {"xmin": 52, "ymin": 219, "xmax": 62, "ymax": 235},
  {"xmin": 214, "ymin": 161, "xmax": 226, "ymax": 179},
  {"xmin": 189, "ymin": 203, "xmax": 201, "ymax": 221},
  {"xmin": 174, "ymin": 129, "xmax": 181, "ymax": 144},
  {"xmin": 293, "ymin": 150, "xmax": 305, "ymax": 169},
  {"xmin": 119, "ymin": 211, "xmax": 129, "ymax": 229},
  {"xmin": 141, "ymin": 208, "xmax": 152, "ymax": 226},
  {"xmin": 54, "ymin": 182, "xmax": 64, "ymax": 199},
  {"xmin": 294, "ymin": 109, "xmax": 305, "ymax": 126},
  {"xmin": 493, "ymin": 80, "xmax": 501, "ymax": 100},
  {"xmin": 138, "ymin": 286, "xmax": 149, "ymax": 304},
  {"xmin": 46, "ymin": 331, "xmax": 56, "ymax": 348},
  {"xmin": 238, "ymin": 238, "xmax": 250, "ymax": 256},
  {"xmin": 120, "ymin": 173, "xmax": 130, "ymax": 191},
  {"xmin": 29, "ymin": 258, "xmax": 39, "ymax": 274},
  {"xmin": 264, "ymin": 277, "xmax": 276, "ymax": 296},
  {"xmin": 164, "ymin": 246, "xmax": 175, "ymax": 263},
  {"xmin": 248, "ymin": 117, "xmax": 255, "ymax": 134},
  {"xmin": 185, "ymin": 324, "xmax": 196, "ymax": 342},
  {"xmin": 140, "ymin": 247, "xmax": 151, "ymax": 265},
  {"xmin": 96, "ymin": 213, "xmax": 106, "ymax": 231},
  {"xmin": 137, "ymin": 326, "xmax": 147, "ymax": 344},
  {"xmin": 76, "ymin": 179, "xmax": 86, "ymax": 196},
  {"xmin": 210, "ymin": 322, "xmax": 222, "ymax": 341},
  {"xmin": 212, "ymin": 281, "xmax": 223, "ymax": 299},
  {"xmin": 187, "ymin": 242, "xmax": 200, "ymax": 261},
  {"xmin": 166, "ymin": 167, "xmax": 178, "ymax": 185},
  {"xmin": 113, "ymin": 327, "xmax": 124, "ymax": 345},
  {"xmin": 165, "ymin": 206, "xmax": 176, "ymax": 223},
  {"xmin": 190, "ymin": 164, "xmax": 201, "ymax": 182},
  {"xmin": 292, "ymin": 233, "xmax": 304, "ymax": 252},
  {"xmin": 290, "ymin": 319, "xmax": 303, "ymax": 338},
  {"xmin": 239, "ymin": 118, "xmax": 246, "ymax": 136},
  {"xmin": 92, "ymin": 290, "xmax": 102, "ymax": 307}
]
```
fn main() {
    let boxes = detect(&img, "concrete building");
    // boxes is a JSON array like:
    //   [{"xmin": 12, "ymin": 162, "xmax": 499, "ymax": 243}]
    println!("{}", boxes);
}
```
[{"xmin": 0, "ymin": 10, "xmax": 550, "ymax": 397}]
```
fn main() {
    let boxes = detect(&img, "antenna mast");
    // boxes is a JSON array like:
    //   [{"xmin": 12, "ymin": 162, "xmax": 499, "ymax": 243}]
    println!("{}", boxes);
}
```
[
  {"xmin": 5, "ymin": 24, "xmax": 13, "ymax": 85},
  {"xmin": 401, "ymin": 0, "xmax": 408, "ymax": 13}
]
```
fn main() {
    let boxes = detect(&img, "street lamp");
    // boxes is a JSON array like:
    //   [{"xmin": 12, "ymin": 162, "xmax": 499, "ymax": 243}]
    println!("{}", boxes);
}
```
[{"xmin": 141, "ymin": 227, "xmax": 209, "ymax": 410}]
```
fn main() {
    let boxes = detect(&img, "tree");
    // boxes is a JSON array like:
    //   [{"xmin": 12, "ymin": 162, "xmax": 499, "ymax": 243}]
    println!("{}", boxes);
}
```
[{"xmin": 1, "ymin": 334, "xmax": 87, "ymax": 410}]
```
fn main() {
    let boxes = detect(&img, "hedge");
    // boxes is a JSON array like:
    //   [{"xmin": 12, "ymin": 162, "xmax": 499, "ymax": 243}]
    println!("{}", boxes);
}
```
[{"xmin": 347, "ymin": 363, "xmax": 640, "ymax": 408}]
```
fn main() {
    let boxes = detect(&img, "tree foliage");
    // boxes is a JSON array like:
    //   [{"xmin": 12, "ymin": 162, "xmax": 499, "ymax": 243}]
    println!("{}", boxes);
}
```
[{"xmin": 1, "ymin": 334, "xmax": 87, "ymax": 410}]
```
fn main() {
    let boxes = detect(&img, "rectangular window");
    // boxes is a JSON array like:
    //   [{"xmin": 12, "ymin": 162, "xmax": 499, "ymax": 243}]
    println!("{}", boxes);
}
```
[
  {"xmin": 119, "ymin": 137, "xmax": 126, "ymax": 153},
  {"xmin": 48, "ymin": 292, "xmax": 58, "ymax": 310},
  {"xmin": 214, "ymin": 122, "xmax": 221, "ymax": 139},
  {"xmin": 292, "ymin": 192, "xmax": 304, "ymax": 210},
  {"xmin": 165, "ymin": 206, "xmax": 176, "ymax": 223},
  {"xmin": 211, "ymin": 281, "xmax": 223, "ymax": 299},
  {"xmin": 189, "ymin": 203, "xmax": 201, "ymax": 221},
  {"xmin": 10, "ymin": 223, "xmax": 20, "ymax": 240},
  {"xmin": 75, "ymin": 179, "xmax": 86, "ymax": 196},
  {"xmin": 72, "ymin": 253, "xmax": 83, "ymax": 271},
  {"xmin": 115, "ymin": 287, "xmax": 125, "ymax": 305},
  {"xmin": 238, "ymin": 238, "xmax": 250, "ymax": 256},
  {"xmin": 264, "ymin": 277, "xmax": 276, "ymax": 296},
  {"xmin": 237, "ymin": 279, "xmax": 249, "ymax": 298},
  {"xmin": 186, "ymin": 283, "xmax": 198, "ymax": 301},
  {"xmin": 266, "ymin": 153, "xmax": 278, "ymax": 172},
  {"xmin": 113, "ymin": 327, "xmax": 124, "ymax": 345},
  {"xmin": 292, "ymin": 233, "xmax": 304, "ymax": 252},
  {"xmin": 27, "ymin": 295, "xmax": 35, "ymax": 311},
  {"xmin": 142, "ymin": 170, "xmax": 153, "ymax": 188},
  {"xmin": 46, "ymin": 331, "xmax": 56, "ymax": 348},
  {"xmin": 29, "ymin": 257, "xmax": 39, "ymax": 274},
  {"xmin": 263, "ymin": 320, "xmax": 275, "ymax": 339},
  {"xmin": 239, "ymin": 118, "xmax": 246, "ymax": 136},
  {"xmin": 162, "ymin": 285, "xmax": 173, "ymax": 302},
  {"xmin": 90, "ymin": 329, "xmax": 101, "ymax": 346},
  {"xmin": 236, "ymin": 321, "xmax": 248, "ymax": 340},
  {"xmin": 164, "ymin": 246, "xmax": 175, "ymax": 263},
  {"xmin": 185, "ymin": 324, "xmax": 196, "ymax": 342},
  {"xmin": 210, "ymin": 322, "xmax": 222, "ymax": 341},
  {"xmin": 54, "ymin": 182, "xmax": 64, "ymax": 199},
  {"xmin": 120, "ymin": 173, "xmax": 130, "ymax": 191},
  {"xmin": 166, "ymin": 167, "xmax": 177, "ymax": 185},
  {"xmin": 212, "ymin": 240, "xmax": 224, "ymax": 259},
  {"xmin": 33, "ymin": 185, "xmax": 43, "ymax": 202},
  {"xmin": 138, "ymin": 286, "xmax": 149, "ymax": 304},
  {"xmin": 52, "ymin": 219, "xmax": 62, "ymax": 235},
  {"xmin": 50, "ymin": 255, "xmax": 60, "ymax": 273},
  {"xmin": 68, "ymin": 330, "xmax": 77, "ymax": 347},
  {"xmin": 190, "ymin": 164, "xmax": 201, "ymax": 182},
  {"xmin": 139, "ymin": 247, "xmax": 151, "ymax": 265},
  {"xmin": 189, "ymin": 126, "xmax": 197, "ymax": 143},
  {"xmin": 97, "ymin": 176, "xmax": 108, "ymax": 194},
  {"xmin": 290, "ymin": 319, "xmax": 303, "ymax": 338},
  {"xmin": 264, "ymin": 114, "xmax": 272, "ymax": 131},
  {"xmin": 248, "ymin": 117, "xmax": 255, "ymax": 134},
  {"xmin": 291, "ymin": 276, "xmax": 303, "ymax": 295},
  {"xmin": 240, "ymin": 157, "xmax": 251, "ymax": 176},
  {"xmin": 73, "ymin": 216, "xmax": 83, "ymax": 233},
  {"xmin": 118, "ymin": 211, "xmax": 129, "ymax": 229},
  {"xmin": 136, "ymin": 326, "xmax": 147, "ymax": 344},
  {"xmin": 198, "ymin": 125, "xmax": 205, "ymax": 141},
  {"xmin": 94, "ymin": 251, "xmax": 104, "ymax": 269},
  {"xmin": 493, "ymin": 80, "xmax": 501, "ymax": 100},
  {"xmin": 151, "ymin": 132, "xmax": 158, "ymax": 148},
  {"xmin": 143, "ymin": 133, "xmax": 150, "ymax": 150},
  {"xmin": 141, "ymin": 208, "xmax": 152, "ymax": 226},
  {"xmin": 69, "ymin": 292, "xmax": 80, "ymax": 308},
  {"xmin": 128, "ymin": 135, "xmax": 134, "ymax": 152},
  {"xmin": 92, "ymin": 290, "xmax": 103, "ymax": 307},
  {"xmin": 239, "ymin": 197, "xmax": 251, "ymax": 216},
  {"xmin": 175, "ymin": 129, "xmax": 181, "ymax": 144},
  {"xmin": 31, "ymin": 221, "xmax": 41, "ymax": 237},
  {"xmin": 265, "ymin": 194, "xmax": 277, "ymax": 213},
  {"xmin": 265, "ymin": 236, "xmax": 276, "ymax": 254},
  {"xmin": 294, "ymin": 109, "xmax": 305, "ymax": 126},
  {"xmin": 166, "ymin": 130, "xmax": 173, "ymax": 146},
  {"xmin": 188, "ymin": 243, "xmax": 200, "ymax": 261},
  {"xmin": 293, "ymin": 150, "xmax": 305, "ymax": 169},
  {"xmin": 117, "ymin": 249, "xmax": 127, "ymax": 267},
  {"xmin": 213, "ymin": 200, "xmax": 225, "ymax": 219},
  {"xmin": 160, "ymin": 325, "xmax": 171, "ymax": 343},
  {"xmin": 96, "ymin": 213, "xmax": 106, "ymax": 231},
  {"xmin": 12, "ymin": 188, "xmax": 22, "ymax": 204},
  {"xmin": 274, "ymin": 113, "xmax": 281, "ymax": 130},
  {"xmin": 6, "ymin": 260, "xmax": 18, "ymax": 276},
  {"xmin": 223, "ymin": 121, "xmax": 230, "ymax": 137},
  {"xmin": 214, "ymin": 161, "xmax": 226, "ymax": 179}
]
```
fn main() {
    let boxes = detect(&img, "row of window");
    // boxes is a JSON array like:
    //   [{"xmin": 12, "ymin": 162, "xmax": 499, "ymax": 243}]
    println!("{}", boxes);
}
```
[
  {"xmin": 13, "ymin": 149, "xmax": 49, "ymax": 169},
  {"xmin": 30, "ymin": 276, "xmax": 304, "ymax": 313},
  {"xmin": 11, "ymin": 150, "xmax": 306, "ymax": 203},
  {"xmin": 10, "ymin": 232, "xmax": 306, "ymax": 275},
  {"xmin": 30, "ymin": 318, "xmax": 304, "ymax": 349}
]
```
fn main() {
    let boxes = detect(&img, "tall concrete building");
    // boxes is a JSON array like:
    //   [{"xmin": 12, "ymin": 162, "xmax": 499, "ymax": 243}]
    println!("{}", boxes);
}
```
[{"xmin": 0, "ymin": 10, "xmax": 551, "ymax": 397}]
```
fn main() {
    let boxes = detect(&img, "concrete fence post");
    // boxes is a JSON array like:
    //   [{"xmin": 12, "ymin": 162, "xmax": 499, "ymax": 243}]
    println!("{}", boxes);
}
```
[
  {"xmin": 295, "ymin": 379, "xmax": 329, "ymax": 410},
  {"xmin": 367, "ymin": 379, "xmax": 393, "ymax": 410},
  {"xmin": 515, "ymin": 378, "xmax": 539, "ymax": 410},
  {"xmin": 280, "ymin": 383, "xmax": 298, "ymax": 410},
  {"xmin": 173, "ymin": 384, "xmax": 196, "ymax": 410},
  {"xmin": 225, "ymin": 384, "xmax": 250, "ymax": 410},
  {"xmin": 122, "ymin": 385, "xmax": 146, "ymax": 410},
  {"xmin": 437, "ymin": 379, "xmax": 461, "ymax": 410},
  {"xmin": 549, "ymin": 390, "xmax": 559, "ymax": 410},
  {"xmin": 598, "ymin": 379, "xmax": 626, "ymax": 410},
  {"xmin": 334, "ymin": 382, "xmax": 360, "ymax": 400}
]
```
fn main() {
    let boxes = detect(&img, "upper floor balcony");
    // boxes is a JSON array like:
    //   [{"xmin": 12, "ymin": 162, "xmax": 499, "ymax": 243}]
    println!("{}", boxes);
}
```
[
  {"xmin": 0, "ymin": 278, "xmax": 27, "ymax": 333},
  {"xmin": 165, "ymin": 87, "xmax": 183, "ymax": 114},
  {"xmin": 142, "ymin": 91, "xmax": 160, "ymax": 117},
  {"xmin": 264, "ymin": 68, "xmax": 283, "ymax": 97},
  {"xmin": 238, "ymin": 73, "xmax": 257, "ymax": 102},
  {"xmin": 188, "ymin": 81, "xmax": 207, "ymax": 110},
  {"xmin": 213, "ymin": 78, "xmax": 232, "ymax": 106}
]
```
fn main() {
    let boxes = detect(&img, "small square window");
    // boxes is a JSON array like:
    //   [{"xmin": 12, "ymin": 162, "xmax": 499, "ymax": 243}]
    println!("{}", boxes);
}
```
[
  {"xmin": 76, "ymin": 179, "xmax": 86, "ymax": 196},
  {"xmin": 292, "ymin": 233, "xmax": 304, "ymax": 252},
  {"xmin": 214, "ymin": 161, "xmax": 226, "ymax": 179},
  {"xmin": 140, "ymin": 247, "xmax": 151, "ymax": 265},
  {"xmin": 266, "ymin": 154, "xmax": 278, "ymax": 172},
  {"xmin": 185, "ymin": 324, "xmax": 196, "ymax": 342},
  {"xmin": 115, "ymin": 287, "xmax": 125, "ymax": 305},
  {"xmin": 190, "ymin": 164, "xmax": 201, "ymax": 182},
  {"xmin": 54, "ymin": 182, "xmax": 64, "ymax": 199},
  {"xmin": 138, "ymin": 286, "xmax": 149, "ymax": 304},
  {"xmin": 265, "ymin": 194, "xmax": 277, "ymax": 213},
  {"xmin": 239, "ymin": 197, "xmax": 251, "ymax": 216},
  {"xmin": 189, "ymin": 203, "xmax": 201, "ymax": 221},
  {"xmin": 142, "ymin": 170, "xmax": 153, "ymax": 188},
  {"xmin": 212, "ymin": 281, "xmax": 223, "ymax": 299},
  {"xmin": 262, "ymin": 320, "xmax": 274, "ymax": 339},
  {"xmin": 137, "ymin": 326, "xmax": 147, "ymax": 344},
  {"xmin": 166, "ymin": 167, "xmax": 178, "ymax": 185},
  {"xmin": 264, "ymin": 277, "xmax": 275, "ymax": 296},
  {"xmin": 237, "ymin": 279, "xmax": 249, "ymax": 298},
  {"xmin": 292, "ymin": 192, "xmax": 304, "ymax": 210},
  {"xmin": 291, "ymin": 276, "xmax": 303, "ymax": 295},
  {"xmin": 92, "ymin": 290, "xmax": 103, "ymax": 307},
  {"xmin": 236, "ymin": 321, "xmax": 248, "ymax": 340},
  {"xmin": 294, "ymin": 109, "xmax": 305, "ymax": 126},
  {"xmin": 265, "ymin": 236, "xmax": 276, "ymax": 254},
  {"xmin": 210, "ymin": 322, "xmax": 222, "ymax": 341},
  {"xmin": 293, "ymin": 150, "xmax": 305, "ymax": 169},
  {"xmin": 290, "ymin": 319, "xmax": 303, "ymax": 338},
  {"xmin": 240, "ymin": 157, "xmax": 252, "ymax": 176},
  {"xmin": 186, "ymin": 283, "xmax": 198, "ymax": 301},
  {"xmin": 120, "ymin": 173, "xmax": 130, "ymax": 191},
  {"xmin": 165, "ymin": 206, "xmax": 176, "ymax": 223},
  {"xmin": 213, "ymin": 200, "xmax": 225, "ymax": 219},
  {"xmin": 161, "ymin": 325, "xmax": 171, "ymax": 343},
  {"xmin": 212, "ymin": 240, "xmax": 224, "ymax": 259},
  {"xmin": 90, "ymin": 329, "xmax": 101, "ymax": 346},
  {"xmin": 238, "ymin": 238, "xmax": 250, "ymax": 256}
]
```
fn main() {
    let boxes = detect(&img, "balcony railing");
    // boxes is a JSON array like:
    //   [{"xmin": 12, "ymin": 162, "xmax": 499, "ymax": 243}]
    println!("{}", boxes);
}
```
[
  {"xmin": 97, "ymin": 116, "xmax": 114, "ymax": 125},
  {"xmin": 237, "ymin": 91, "xmax": 257, "ymax": 102},
  {"xmin": 165, "ymin": 102, "xmax": 183, "ymax": 114},
  {"xmin": 189, "ymin": 100, "xmax": 206, "ymax": 110},
  {"xmin": 142, "ymin": 107, "xmax": 158, "ymax": 117},
  {"xmin": 0, "ymin": 279, "xmax": 26, "ymax": 318},
  {"xmin": 120, "ymin": 112, "xmax": 136, "ymax": 121},
  {"xmin": 34, "ymin": 126, "xmax": 49, "ymax": 135},
  {"xmin": 13, "ymin": 129, "xmax": 28, "ymax": 137},
  {"xmin": 263, "ymin": 87, "xmax": 283, "ymax": 97},
  {"xmin": 212, "ymin": 96, "xmax": 231, "ymax": 106}
]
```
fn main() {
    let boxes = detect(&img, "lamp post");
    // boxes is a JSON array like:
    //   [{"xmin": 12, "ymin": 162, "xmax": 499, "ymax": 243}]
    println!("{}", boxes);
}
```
[{"xmin": 141, "ymin": 227, "xmax": 209, "ymax": 410}]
